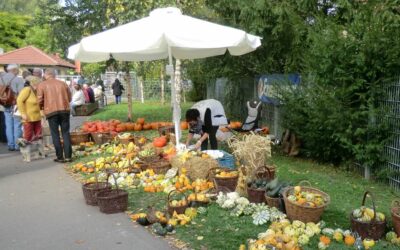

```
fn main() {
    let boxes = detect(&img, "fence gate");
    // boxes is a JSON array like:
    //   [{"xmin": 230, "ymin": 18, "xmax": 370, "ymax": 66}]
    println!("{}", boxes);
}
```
[{"xmin": 381, "ymin": 77, "xmax": 400, "ymax": 191}]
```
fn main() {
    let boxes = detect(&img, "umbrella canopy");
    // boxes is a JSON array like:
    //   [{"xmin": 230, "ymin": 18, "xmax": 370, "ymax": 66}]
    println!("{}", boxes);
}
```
[
  {"xmin": 68, "ymin": 7, "xmax": 261, "ymax": 62},
  {"xmin": 68, "ymin": 7, "xmax": 261, "ymax": 146}
]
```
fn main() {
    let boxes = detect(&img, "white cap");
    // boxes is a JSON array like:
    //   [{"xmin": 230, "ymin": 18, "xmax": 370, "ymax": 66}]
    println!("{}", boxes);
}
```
[{"xmin": 6, "ymin": 64, "xmax": 19, "ymax": 71}]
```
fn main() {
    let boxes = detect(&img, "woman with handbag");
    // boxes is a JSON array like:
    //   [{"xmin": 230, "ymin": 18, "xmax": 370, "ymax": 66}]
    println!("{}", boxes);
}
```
[{"xmin": 16, "ymin": 76, "xmax": 42, "ymax": 142}]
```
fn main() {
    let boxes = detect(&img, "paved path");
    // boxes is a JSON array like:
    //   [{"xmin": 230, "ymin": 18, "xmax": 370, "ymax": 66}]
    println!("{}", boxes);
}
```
[{"xmin": 0, "ymin": 117, "xmax": 173, "ymax": 250}]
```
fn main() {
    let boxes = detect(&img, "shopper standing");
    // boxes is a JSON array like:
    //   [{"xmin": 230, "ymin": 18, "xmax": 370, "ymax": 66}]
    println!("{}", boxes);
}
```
[
  {"xmin": 0, "ymin": 64, "xmax": 25, "ymax": 151},
  {"xmin": 16, "ymin": 76, "xmax": 42, "ymax": 142},
  {"xmin": 111, "ymin": 78, "xmax": 124, "ymax": 104},
  {"xmin": 37, "ymin": 68, "xmax": 72, "ymax": 162}
]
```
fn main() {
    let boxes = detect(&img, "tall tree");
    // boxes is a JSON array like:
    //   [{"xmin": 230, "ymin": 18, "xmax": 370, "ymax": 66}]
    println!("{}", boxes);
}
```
[
  {"xmin": 0, "ymin": 12, "xmax": 30, "ymax": 51},
  {"xmin": 0, "ymin": 0, "xmax": 42, "ymax": 14}
]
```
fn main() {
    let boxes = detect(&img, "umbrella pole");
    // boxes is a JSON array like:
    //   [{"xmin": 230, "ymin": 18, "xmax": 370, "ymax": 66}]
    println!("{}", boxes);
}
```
[{"xmin": 168, "ymin": 47, "xmax": 181, "ymax": 146}]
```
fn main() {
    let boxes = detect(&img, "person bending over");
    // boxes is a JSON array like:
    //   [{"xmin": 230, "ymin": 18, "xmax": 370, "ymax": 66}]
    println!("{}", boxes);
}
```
[{"xmin": 185, "ymin": 99, "xmax": 228, "ymax": 150}]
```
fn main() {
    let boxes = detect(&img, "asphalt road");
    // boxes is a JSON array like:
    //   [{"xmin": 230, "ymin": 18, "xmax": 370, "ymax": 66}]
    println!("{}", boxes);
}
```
[{"xmin": 0, "ymin": 116, "xmax": 174, "ymax": 250}]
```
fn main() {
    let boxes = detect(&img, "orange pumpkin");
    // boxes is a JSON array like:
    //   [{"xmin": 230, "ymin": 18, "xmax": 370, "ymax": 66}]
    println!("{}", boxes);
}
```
[
  {"xmin": 320, "ymin": 236, "xmax": 331, "ymax": 245},
  {"xmin": 136, "ymin": 118, "xmax": 145, "ymax": 125},
  {"xmin": 134, "ymin": 123, "xmax": 143, "ymax": 131},
  {"xmin": 344, "ymin": 235, "xmax": 355, "ymax": 246},
  {"xmin": 143, "ymin": 124, "xmax": 152, "ymax": 130},
  {"xmin": 234, "ymin": 121, "xmax": 242, "ymax": 128},
  {"xmin": 125, "ymin": 123, "xmax": 135, "ymax": 131},
  {"xmin": 261, "ymin": 126, "xmax": 270, "ymax": 134},
  {"xmin": 151, "ymin": 122, "xmax": 159, "ymax": 130},
  {"xmin": 153, "ymin": 136, "xmax": 167, "ymax": 148},
  {"xmin": 115, "ymin": 124, "xmax": 126, "ymax": 132},
  {"xmin": 180, "ymin": 121, "xmax": 188, "ymax": 130},
  {"xmin": 219, "ymin": 127, "xmax": 229, "ymax": 132}
]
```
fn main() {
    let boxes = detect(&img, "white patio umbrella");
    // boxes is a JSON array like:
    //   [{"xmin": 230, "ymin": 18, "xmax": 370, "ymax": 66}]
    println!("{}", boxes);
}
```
[{"xmin": 68, "ymin": 7, "xmax": 261, "ymax": 146}]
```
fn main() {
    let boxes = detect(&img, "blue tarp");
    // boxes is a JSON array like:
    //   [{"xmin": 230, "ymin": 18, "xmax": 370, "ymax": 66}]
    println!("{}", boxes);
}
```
[
  {"xmin": 257, "ymin": 74, "xmax": 301, "ymax": 105},
  {"xmin": 217, "ymin": 150, "xmax": 236, "ymax": 169}
]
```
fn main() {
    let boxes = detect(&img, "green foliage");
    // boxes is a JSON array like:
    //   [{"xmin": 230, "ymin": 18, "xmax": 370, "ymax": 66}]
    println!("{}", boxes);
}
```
[
  {"xmin": 0, "ymin": 0, "xmax": 43, "ymax": 14},
  {"xmin": 279, "ymin": 1, "xmax": 399, "ymax": 168},
  {"xmin": 34, "ymin": 0, "xmax": 207, "ymax": 55},
  {"xmin": 22, "ymin": 25, "xmax": 52, "ymax": 51},
  {"xmin": 0, "ymin": 12, "xmax": 30, "ymax": 51},
  {"xmin": 82, "ymin": 62, "xmax": 107, "ymax": 82}
]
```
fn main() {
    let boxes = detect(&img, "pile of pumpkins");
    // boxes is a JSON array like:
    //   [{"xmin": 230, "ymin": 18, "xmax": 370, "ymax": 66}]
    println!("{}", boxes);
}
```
[{"xmin": 81, "ymin": 118, "xmax": 189, "ymax": 133}]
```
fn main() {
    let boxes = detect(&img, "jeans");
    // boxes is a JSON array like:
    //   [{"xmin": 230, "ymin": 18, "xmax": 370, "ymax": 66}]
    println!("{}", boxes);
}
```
[
  {"xmin": 0, "ymin": 111, "xmax": 6, "ymax": 142},
  {"xmin": 115, "ymin": 95, "xmax": 122, "ymax": 104},
  {"xmin": 47, "ymin": 113, "xmax": 72, "ymax": 159},
  {"xmin": 201, "ymin": 126, "xmax": 219, "ymax": 150},
  {"xmin": 70, "ymin": 103, "xmax": 79, "ymax": 116},
  {"xmin": 4, "ymin": 108, "xmax": 22, "ymax": 149}
]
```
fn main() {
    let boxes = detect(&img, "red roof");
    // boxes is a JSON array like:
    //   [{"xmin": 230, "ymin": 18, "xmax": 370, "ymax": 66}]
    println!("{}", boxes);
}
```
[{"xmin": 0, "ymin": 46, "xmax": 75, "ymax": 69}]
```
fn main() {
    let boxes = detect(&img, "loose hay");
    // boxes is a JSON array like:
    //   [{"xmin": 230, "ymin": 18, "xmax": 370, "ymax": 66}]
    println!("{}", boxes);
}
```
[
  {"xmin": 228, "ymin": 132, "xmax": 272, "ymax": 180},
  {"xmin": 170, "ymin": 155, "xmax": 219, "ymax": 180}
]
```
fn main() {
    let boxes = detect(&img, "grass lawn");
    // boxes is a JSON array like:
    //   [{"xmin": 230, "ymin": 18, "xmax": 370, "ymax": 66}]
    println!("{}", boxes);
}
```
[
  {"xmin": 90, "ymin": 101, "xmax": 194, "ymax": 122},
  {"xmin": 74, "ymin": 102, "xmax": 400, "ymax": 250}
]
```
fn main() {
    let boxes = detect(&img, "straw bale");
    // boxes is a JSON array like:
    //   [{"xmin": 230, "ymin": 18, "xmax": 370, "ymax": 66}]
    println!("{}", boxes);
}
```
[{"xmin": 170, "ymin": 155, "xmax": 219, "ymax": 180}]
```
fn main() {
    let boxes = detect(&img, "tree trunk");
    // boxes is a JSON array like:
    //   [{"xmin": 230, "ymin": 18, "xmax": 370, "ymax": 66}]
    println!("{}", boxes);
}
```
[
  {"xmin": 160, "ymin": 66, "xmax": 165, "ymax": 105},
  {"xmin": 124, "ymin": 62, "xmax": 133, "ymax": 122}
]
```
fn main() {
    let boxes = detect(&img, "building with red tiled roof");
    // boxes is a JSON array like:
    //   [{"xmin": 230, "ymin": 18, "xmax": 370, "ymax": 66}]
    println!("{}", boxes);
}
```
[{"xmin": 0, "ymin": 46, "xmax": 76, "ymax": 74}]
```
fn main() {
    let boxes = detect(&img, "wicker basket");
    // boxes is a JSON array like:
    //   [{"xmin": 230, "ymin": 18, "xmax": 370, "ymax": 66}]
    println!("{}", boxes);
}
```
[
  {"xmin": 70, "ymin": 127, "xmax": 90, "ymax": 145},
  {"xmin": 283, "ymin": 181, "xmax": 330, "ymax": 223},
  {"xmin": 91, "ymin": 132, "xmax": 113, "ymax": 145},
  {"xmin": 82, "ymin": 182, "xmax": 112, "ymax": 205},
  {"xmin": 96, "ymin": 174, "xmax": 128, "ymax": 214},
  {"xmin": 117, "ymin": 135, "xmax": 135, "ymax": 145},
  {"xmin": 167, "ymin": 190, "xmax": 188, "ymax": 216},
  {"xmin": 351, "ymin": 191, "xmax": 386, "ymax": 240},
  {"xmin": 189, "ymin": 193, "xmax": 210, "ymax": 207},
  {"xmin": 146, "ymin": 207, "xmax": 163, "ymax": 224},
  {"xmin": 265, "ymin": 193, "xmax": 285, "ymax": 212},
  {"xmin": 208, "ymin": 168, "xmax": 238, "ymax": 193},
  {"xmin": 158, "ymin": 125, "xmax": 175, "ymax": 136},
  {"xmin": 255, "ymin": 165, "xmax": 276, "ymax": 180},
  {"xmin": 392, "ymin": 200, "xmax": 400, "ymax": 236},
  {"xmin": 247, "ymin": 186, "xmax": 266, "ymax": 204},
  {"xmin": 141, "ymin": 160, "xmax": 171, "ymax": 174}
]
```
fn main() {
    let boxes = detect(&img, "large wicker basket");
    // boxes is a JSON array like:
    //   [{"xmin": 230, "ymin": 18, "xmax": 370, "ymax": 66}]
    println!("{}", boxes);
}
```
[
  {"xmin": 91, "ymin": 132, "xmax": 113, "ymax": 145},
  {"xmin": 247, "ymin": 187, "xmax": 266, "ymax": 203},
  {"xmin": 391, "ymin": 200, "xmax": 400, "ymax": 236},
  {"xmin": 208, "ymin": 168, "xmax": 238, "ymax": 193},
  {"xmin": 141, "ymin": 160, "xmax": 171, "ymax": 175},
  {"xmin": 351, "ymin": 191, "xmax": 386, "ymax": 240},
  {"xmin": 70, "ymin": 127, "xmax": 90, "ymax": 145},
  {"xmin": 82, "ymin": 182, "xmax": 112, "ymax": 205},
  {"xmin": 283, "ymin": 181, "xmax": 330, "ymax": 223},
  {"xmin": 247, "ymin": 167, "xmax": 274, "ymax": 203},
  {"xmin": 167, "ymin": 190, "xmax": 188, "ymax": 216},
  {"xmin": 255, "ymin": 165, "xmax": 276, "ymax": 180},
  {"xmin": 117, "ymin": 134, "xmax": 135, "ymax": 145},
  {"xmin": 265, "ymin": 193, "xmax": 285, "ymax": 212},
  {"xmin": 96, "ymin": 174, "xmax": 128, "ymax": 214}
]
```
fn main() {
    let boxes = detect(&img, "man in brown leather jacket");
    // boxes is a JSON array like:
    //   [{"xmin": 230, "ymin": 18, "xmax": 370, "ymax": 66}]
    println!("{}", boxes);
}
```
[{"xmin": 37, "ymin": 68, "xmax": 72, "ymax": 162}]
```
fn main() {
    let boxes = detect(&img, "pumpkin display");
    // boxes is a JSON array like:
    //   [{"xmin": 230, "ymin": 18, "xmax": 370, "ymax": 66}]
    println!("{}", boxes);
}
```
[
  {"xmin": 134, "ymin": 123, "xmax": 143, "ymax": 131},
  {"xmin": 151, "ymin": 122, "xmax": 159, "ymax": 130},
  {"xmin": 153, "ymin": 136, "xmax": 167, "ymax": 148},
  {"xmin": 125, "ymin": 123, "xmax": 135, "ymax": 131},
  {"xmin": 143, "ymin": 124, "xmax": 152, "ymax": 130},
  {"xmin": 115, "ymin": 124, "xmax": 126, "ymax": 132},
  {"xmin": 137, "ymin": 118, "xmax": 145, "ymax": 125}
]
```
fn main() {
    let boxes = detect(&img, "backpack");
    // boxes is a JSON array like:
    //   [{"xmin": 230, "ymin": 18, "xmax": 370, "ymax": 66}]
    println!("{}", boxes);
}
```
[{"xmin": 0, "ymin": 75, "xmax": 16, "ymax": 107}]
